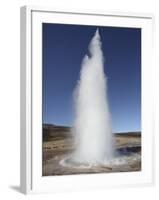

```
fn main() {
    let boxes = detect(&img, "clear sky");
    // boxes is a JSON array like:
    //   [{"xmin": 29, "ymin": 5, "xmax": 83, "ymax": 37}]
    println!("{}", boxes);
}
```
[{"xmin": 42, "ymin": 23, "xmax": 141, "ymax": 133}]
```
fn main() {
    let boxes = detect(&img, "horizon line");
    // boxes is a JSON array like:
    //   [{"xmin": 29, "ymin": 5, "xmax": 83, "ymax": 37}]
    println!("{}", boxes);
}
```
[{"xmin": 42, "ymin": 122, "xmax": 141, "ymax": 133}]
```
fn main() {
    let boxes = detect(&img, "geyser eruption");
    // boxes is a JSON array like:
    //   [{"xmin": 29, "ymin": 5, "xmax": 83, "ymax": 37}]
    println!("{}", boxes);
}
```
[{"xmin": 72, "ymin": 29, "xmax": 114, "ymax": 165}]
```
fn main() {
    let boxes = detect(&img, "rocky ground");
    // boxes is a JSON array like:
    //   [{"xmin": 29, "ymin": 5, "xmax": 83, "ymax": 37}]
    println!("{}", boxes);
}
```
[{"xmin": 42, "ymin": 124, "xmax": 141, "ymax": 176}]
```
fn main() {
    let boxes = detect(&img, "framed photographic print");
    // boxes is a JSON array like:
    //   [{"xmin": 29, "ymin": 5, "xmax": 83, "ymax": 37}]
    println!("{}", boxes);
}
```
[{"xmin": 20, "ymin": 6, "xmax": 154, "ymax": 194}]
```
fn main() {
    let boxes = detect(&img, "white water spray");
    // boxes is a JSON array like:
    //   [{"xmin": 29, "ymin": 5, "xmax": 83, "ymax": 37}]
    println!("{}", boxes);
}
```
[{"xmin": 72, "ymin": 29, "xmax": 114, "ymax": 165}]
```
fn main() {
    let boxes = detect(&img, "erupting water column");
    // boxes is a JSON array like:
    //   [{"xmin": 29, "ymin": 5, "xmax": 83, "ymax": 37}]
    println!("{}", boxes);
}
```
[{"xmin": 72, "ymin": 29, "xmax": 114, "ymax": 165}]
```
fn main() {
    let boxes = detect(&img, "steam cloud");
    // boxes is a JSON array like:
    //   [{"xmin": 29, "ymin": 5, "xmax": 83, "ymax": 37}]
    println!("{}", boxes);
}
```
[{"xmin": 72, "ymin": 29, "xmax": 114, "ymax": 164}]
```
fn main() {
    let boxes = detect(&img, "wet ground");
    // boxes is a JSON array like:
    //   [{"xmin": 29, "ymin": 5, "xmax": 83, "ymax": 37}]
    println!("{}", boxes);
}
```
[{"xmin": 42, "ymin": 125, "xmax": 141, "ymax": 176}]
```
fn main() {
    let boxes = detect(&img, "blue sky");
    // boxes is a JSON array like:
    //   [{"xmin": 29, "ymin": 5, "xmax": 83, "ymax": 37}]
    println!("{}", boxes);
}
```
[{"xmin": 42, "ymin": 23, "xmax": 141, "ymax": 133}]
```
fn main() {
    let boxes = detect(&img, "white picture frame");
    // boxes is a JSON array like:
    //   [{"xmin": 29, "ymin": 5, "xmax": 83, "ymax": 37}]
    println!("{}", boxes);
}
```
[{"xmin": 20, "ymin": 5, "xmax": 154, "ymax": 194}]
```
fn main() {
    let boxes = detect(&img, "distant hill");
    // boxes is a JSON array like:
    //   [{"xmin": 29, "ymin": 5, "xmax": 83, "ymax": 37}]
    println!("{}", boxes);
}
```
[
  {"xmin": 43, "ymin": 123, "xmax": 70, "ymax": 129},
  {"xmin": 115, "ymin": 132, "xmax": 141, "ymax": 137},
  {"xmin": 43, "ymin": 123, "xmax": 71, "ymax": 141}
]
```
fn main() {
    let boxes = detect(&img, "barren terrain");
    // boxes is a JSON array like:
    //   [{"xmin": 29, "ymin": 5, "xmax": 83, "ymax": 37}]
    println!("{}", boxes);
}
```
[{"xmin": 42, "ymin": 124, "xmax": 141, "ymax": 176}]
